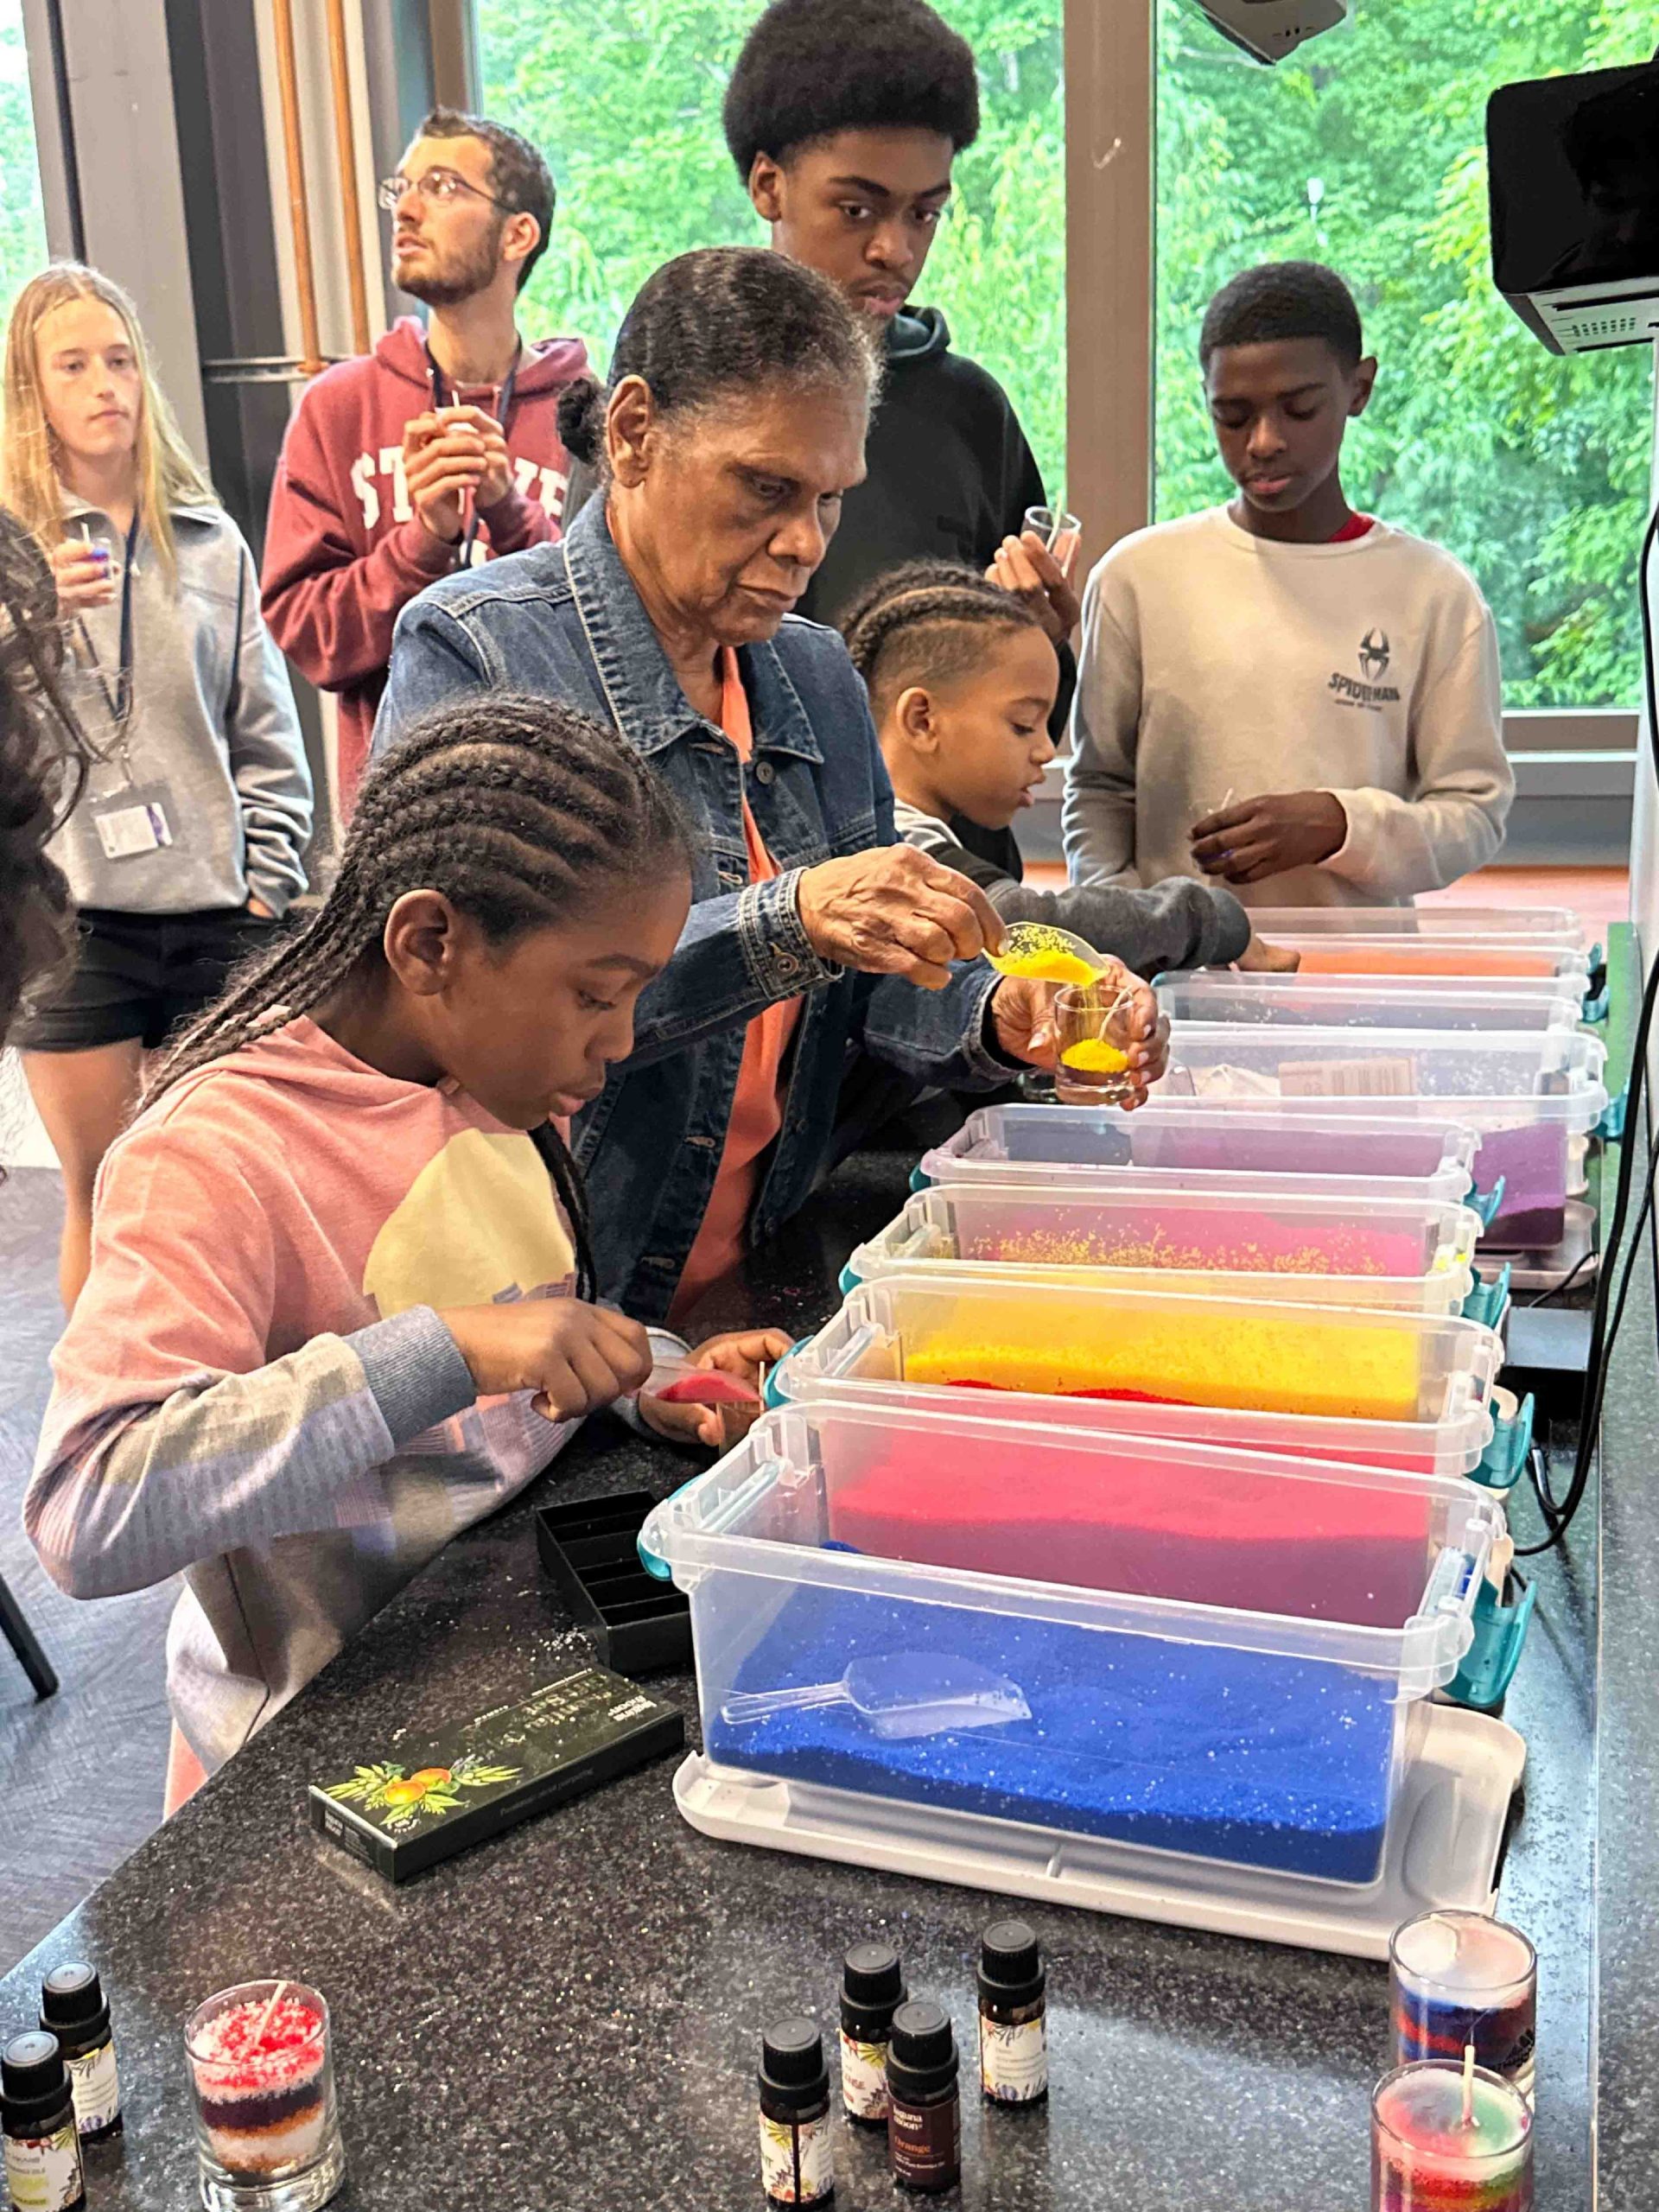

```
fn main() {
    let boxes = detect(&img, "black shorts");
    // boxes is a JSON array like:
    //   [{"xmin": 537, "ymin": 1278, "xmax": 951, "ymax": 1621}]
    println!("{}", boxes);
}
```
[{"xmin": 14, "ymin": 906, "xmax": 285, "ymax": 1053}]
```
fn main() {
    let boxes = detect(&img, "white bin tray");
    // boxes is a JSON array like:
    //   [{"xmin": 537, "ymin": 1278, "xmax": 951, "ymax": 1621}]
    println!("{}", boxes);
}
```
[{"xmin": 674, "ymin": 1701, "xmax": 1525, "ymax": 1961}]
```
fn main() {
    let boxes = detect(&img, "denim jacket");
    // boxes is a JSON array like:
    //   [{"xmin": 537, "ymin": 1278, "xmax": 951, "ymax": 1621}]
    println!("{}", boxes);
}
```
[{"xmin": 374, "ymin": 499, "xmax": 1011, "ymax": 1318}]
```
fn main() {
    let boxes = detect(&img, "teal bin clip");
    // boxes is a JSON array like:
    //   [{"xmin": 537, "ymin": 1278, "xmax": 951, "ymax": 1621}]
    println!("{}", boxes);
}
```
[
  {"xmin": 763, "ymin": 1338, "xmax": 811, "ymax": 1412},
  {"xmin": 1445, "ymin": 1573, "xmax": 1535, "ymax": 1712},
  {"xmin": 1462, "ymin": 1265, "xmax": 1510, "ymax": 1331},
  {"xmin": 1473, "ymin": 1390, "xmax": 1534, "ymax": 1494},
  {"xmin": 1581, "ymin": 982, "xmax": 1610, "ymax": 1024},
  {"xmin": 1469, "ymin": 1175, "xmax": 1507, "ymax": 1232},
  {"xmin": 909, "ymin": 1162, "xmax": 932, "ymax": 1193},
  {"xmin": 1598, "ymin": 1088, "xmax": 1629, "ymax": 1142}
]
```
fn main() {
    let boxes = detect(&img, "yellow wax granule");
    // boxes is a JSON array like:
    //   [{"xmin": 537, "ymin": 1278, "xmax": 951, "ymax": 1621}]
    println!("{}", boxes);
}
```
[
  {"xmin": 906, "ymin": 1309, "xmax": 1421, "ymax": 1421},
  {"xmin": 1058, "ymin": 1038, "xmax": 1131, "ymax": 1074},
  {"xmin": 991, "ymin": 950, "xmax": 1101, "ymax": 987}
]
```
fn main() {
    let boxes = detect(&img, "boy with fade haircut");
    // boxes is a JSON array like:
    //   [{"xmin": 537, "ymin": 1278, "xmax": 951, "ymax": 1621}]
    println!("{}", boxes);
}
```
[
  {"xmin": 1063, "ymin": 261, "xmax": 1514, "ymax": 908},
  {"xmin": 262, "ymin": 108, "xmax": 589, "ymax": 817},
  {"xmin": 842, "ymin": 559, "xmax": 1269, "ymax": 975},
  {"xmin": 722, "ymin": 0, "xmax": 1080, "ymax": 679}
]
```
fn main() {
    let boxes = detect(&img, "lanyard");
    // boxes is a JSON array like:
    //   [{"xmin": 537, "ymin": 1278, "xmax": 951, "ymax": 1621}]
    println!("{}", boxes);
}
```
[
  {"xmin": 75, "ymin": 512, "xmax": 141, "ymax": 773},
  {"xmin": 425, "ymin": 346, "xmax": 519, "ymax": 566}
]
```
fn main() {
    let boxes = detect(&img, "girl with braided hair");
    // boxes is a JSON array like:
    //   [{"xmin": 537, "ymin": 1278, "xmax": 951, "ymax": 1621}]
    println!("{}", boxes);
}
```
[
  {"xmin": 842, "ymin": 560, "xmax": 1295, "ymax": 976},
  {"xmin": 27, "ymin": 693, "xmax": 785, "ymax": 1808}
]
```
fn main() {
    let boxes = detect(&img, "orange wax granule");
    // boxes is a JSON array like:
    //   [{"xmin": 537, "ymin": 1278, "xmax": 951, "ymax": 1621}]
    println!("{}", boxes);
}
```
[
  {"xmin": 905, "ymin": 1307, "xmax": 1422, "ymax": 1421},
  {"xmin": 1294, "ymin": 945, "xmax": 1559, "ymax": 979}
]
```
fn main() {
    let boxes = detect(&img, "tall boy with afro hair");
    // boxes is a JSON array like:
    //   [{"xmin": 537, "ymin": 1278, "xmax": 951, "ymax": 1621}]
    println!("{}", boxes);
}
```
[{"xmin": 723, "ymin": 0, "xmax": 1078, "ymax": 687}]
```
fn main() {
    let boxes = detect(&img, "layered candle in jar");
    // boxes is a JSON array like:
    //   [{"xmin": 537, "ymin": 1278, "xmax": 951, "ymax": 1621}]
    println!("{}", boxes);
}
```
[
  {"xmin": 184, "ymin": 1981, "xmax": 345, "ymax": 2211},
  {"xmin": 1390, "ymin": 1910, "xmax": 1536, "ymax": 2105},
  {"xmin": 1371, "ymin": 2061, "xmax": 1532, "ymax": 2211}
]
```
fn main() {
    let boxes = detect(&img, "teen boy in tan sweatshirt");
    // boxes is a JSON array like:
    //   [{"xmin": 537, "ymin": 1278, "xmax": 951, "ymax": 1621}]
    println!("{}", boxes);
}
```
[{"xmin": 1063, "ymin": 262, "xmax": 1513, "ymax": 908}]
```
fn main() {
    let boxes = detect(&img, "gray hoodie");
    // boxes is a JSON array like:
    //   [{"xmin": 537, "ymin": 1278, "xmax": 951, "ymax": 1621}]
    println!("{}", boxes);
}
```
[
  {"xmin": 893, "ymin": 798, "xmax": 1251, "ymax": 974},
  {"xmin": 51, "ymin": 497, "xmax": 313, "ymax": 915}
]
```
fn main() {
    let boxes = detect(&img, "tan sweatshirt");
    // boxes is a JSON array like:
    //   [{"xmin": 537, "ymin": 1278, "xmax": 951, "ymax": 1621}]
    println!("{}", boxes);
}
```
[{"xmin": 1061, "ymin": 507, "xmax": 1514, "ymax": 907}]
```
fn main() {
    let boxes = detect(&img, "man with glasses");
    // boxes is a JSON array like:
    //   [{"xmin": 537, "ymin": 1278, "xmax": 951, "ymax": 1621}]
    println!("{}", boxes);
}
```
[{"xmin": 262, "ymin": 107, "xmax": 588, "ymax": 814}]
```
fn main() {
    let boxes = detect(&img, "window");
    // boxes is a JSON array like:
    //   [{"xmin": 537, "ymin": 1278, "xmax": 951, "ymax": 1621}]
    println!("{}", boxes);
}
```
[
  {"xmin": 0, "ymin": 0, "xmax": 45, "ymax": 315},
  {"xmin": 476, "ymin": 0, "xmax": 1065, "ymax": 497},
  {"xmin": 1154, "ymin": 0, "xmax": 1655, "ymax": 709}
]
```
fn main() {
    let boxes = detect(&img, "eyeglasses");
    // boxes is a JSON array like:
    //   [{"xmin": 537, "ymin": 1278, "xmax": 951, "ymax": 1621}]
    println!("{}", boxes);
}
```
[{"xmin": 378, "ymin": 167, "xmax": 512, "ymax": 216}]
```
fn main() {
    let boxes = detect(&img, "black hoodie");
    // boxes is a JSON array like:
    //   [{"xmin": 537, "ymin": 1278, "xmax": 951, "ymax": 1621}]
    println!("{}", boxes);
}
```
[{"xmin": 797, "ymin": 306, "xmax": 1047, "ymax": 624}]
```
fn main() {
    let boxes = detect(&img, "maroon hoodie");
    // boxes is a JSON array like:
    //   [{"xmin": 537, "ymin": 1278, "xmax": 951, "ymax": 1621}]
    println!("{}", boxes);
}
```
[{"xmin": 261, "ymin": 316, "xmax": 589, "ymax": 815}]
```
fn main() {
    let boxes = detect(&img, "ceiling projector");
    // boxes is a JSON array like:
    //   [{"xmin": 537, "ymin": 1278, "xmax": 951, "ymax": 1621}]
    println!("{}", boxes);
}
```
[{"xmin": 1188, "ymin": 0, "xmax": 1352, "ymax": 64}]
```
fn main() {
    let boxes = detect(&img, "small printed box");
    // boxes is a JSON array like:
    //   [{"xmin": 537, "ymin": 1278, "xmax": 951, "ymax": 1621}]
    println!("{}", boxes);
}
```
[{"xmin": 308, "ymin": 1666, "xmax": 684, "ymax": 1883}]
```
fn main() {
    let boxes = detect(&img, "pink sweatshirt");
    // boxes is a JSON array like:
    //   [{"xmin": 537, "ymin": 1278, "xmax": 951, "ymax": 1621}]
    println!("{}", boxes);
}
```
[
  {"xmin": 260, "ymin": 317, "xmax": 589, "ymax": 814},
  {"xmin": 26, "ymin": 1016, "xmax": 650, "ymax": 1773}
]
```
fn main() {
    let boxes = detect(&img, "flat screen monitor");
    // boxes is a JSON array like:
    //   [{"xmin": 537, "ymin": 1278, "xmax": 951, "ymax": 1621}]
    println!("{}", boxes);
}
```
[{"xmin": 1488, "ymin": 59, "xmax": 1659, "ymax": 353}]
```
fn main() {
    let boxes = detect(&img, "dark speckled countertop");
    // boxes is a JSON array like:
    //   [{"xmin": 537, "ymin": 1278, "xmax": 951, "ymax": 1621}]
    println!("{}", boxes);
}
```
[{"xmin": 0, "ymin": 1128, "xmax": 1619, "ymax": 2212}]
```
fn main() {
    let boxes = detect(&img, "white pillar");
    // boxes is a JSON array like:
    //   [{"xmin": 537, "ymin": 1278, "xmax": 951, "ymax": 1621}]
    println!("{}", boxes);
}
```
[{"xmin": 1629, "ymin": 336, "xmax": 1659, "ymax": 963}]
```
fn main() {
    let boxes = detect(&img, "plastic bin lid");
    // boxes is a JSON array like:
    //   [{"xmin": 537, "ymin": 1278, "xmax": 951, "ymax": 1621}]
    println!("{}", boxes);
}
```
[
  {"xmin": 1243, "ymin": 905, "xmax": 1584, "ymax": 944},
  {"xmin": 779, "ymin": 1268, "xmax": 1504, "ymax": 1474}
]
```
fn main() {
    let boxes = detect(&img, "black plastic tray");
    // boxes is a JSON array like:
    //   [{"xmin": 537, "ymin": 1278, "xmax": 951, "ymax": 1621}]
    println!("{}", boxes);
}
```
[{"xmin": 535, "ymin": 1490, "xmax": 691, "ymax": 1675}]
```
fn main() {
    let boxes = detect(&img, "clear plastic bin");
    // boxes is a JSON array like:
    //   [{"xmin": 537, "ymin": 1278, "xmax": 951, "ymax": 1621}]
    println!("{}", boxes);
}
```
[
  {"xmin": 918, "ymin": 1102, "xmax": 1484, "ymax": 1210},
  {"xmin": 1247, "ymin": 906, "xmax": 1585, "ymax": 945},
  {"xmin": 1254, "ymin": 936, "xmax": 1590, "ymax": 982},
  {"xmin": 1158, "ymin": 1026, "xmax": 1608, "ymax": 1249},
  {"xmin": 641, "ymin": 1400, "xmax": 1502, "ymax": 1886},
  {"xmin": 771, "ymin": 1273, "xmax": 1506, "ymax": 1476},
  {"xmin": 845, "ymin": 1185, "xmax": 1484, "ymax": 1316},
  {"xmin": 1156, "ymin": 973, "xmax": 1586, "ymax": 1033}
]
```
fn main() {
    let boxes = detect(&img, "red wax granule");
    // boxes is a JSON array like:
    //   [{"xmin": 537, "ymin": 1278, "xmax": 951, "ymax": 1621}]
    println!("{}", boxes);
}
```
[
  {"xmin": 194, "ymin": 1996, "xmax": 325, "ymax": 2093},
  {"xmin": 651, "ymin": 1372, "xmax": 760, "ymax": 1407},
  {"xmin": 823, "ymin": 1436, "xmax": 1435, "ymax": 1624}
]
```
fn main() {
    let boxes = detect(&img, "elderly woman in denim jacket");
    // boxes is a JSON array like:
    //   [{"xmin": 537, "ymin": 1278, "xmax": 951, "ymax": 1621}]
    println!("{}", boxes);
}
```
[{"xmin": 376, "ymin": 247, "xmax": 1164, "ymax": 1323}]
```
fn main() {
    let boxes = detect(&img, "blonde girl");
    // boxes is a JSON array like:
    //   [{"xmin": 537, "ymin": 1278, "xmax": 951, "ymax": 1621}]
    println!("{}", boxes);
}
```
[{"xmin": 3, "ymin": 263, "xmax": 313, "ymax": 1306}]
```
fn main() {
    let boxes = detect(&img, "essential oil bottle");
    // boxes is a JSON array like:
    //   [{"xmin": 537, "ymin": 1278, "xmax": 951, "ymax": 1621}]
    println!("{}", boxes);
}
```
[
  {"xmin": 886, "ymin": 2000, "xmax": 962, "ymax": 2195},
  {"xmin": 977, "ymin": 1918, "xmax": 1049, "ymax": 2106},
  {"xmin": 759, "ymin": 2017, "xmax": 835, "ymax": 2206},
  {"xmin": 39, "ymin": 1965, "xmax": 121, "ymax": 2141},
  {"xmin": 2, "ymin": 2032, "xmax": 86, "ymax": 2212},
  {"xmin": 838, "ymin": 1942, "xmax": 906, "ymax": 2125}
]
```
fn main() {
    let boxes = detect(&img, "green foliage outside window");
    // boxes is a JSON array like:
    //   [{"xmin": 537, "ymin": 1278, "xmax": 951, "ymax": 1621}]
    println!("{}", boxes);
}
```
[
  {"xmin": 1157, "ymin": 0, "xmax": 1655, "ymax": 708},
  {"xmin": 0, "ymin": 5, "xmax": 46, "ymax": 318},
  {"xmin": 481, "ymin": 0, "xmax": 1655, "ymax": 708}
]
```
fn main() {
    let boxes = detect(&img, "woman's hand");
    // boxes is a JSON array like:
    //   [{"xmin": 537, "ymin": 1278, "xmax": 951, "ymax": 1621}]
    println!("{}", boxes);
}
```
[
  {"xmin": 987, "ymin": 531, "xmax": 1082, "ymax": 645},
  {"xmin": 1233, "ymin": 932, "xmax": 1300, "ymax": 974},
  {"xmin": 992, "ymin": 962, "xmax": 1170, "ymax": 1105},
  {"xmin": 440, "ymin": 1299, "xmax": 654, "ymax": 1421},
  {"xmin": 639, "ymin": 1326, "xmax": 791, "ymax": 1450},
  {"xmin": 51, "ymin": 536, "xmax": 118, "ymax": 613},
  {"xmin": 1190, "ymin": 791, "xmax": 1346, "ymax": 884},
  {"xmin": 797, "ymin": 846, "xmax": 1003, "ymax": 989}
]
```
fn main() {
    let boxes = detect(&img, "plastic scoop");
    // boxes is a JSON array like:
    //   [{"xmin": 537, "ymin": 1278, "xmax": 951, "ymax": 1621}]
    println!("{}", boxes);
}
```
[
  {"xmin": 639, "ymin": 1356, "xmax": 762, "ymax": 1409},
  {"xmin": 719, "ymin": 1652, "xmax": 1032, "ymax": 1741},
  {"xmin": 985, "ymin": 920, "xmax": 1112, "ymax": 988}
]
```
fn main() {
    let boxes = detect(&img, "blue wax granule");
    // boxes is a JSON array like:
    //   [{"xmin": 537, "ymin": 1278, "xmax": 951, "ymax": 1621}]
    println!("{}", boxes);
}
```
[{"xmin": 705, "ymin": 1582, "xmax": 1396, "ymax": 1882}]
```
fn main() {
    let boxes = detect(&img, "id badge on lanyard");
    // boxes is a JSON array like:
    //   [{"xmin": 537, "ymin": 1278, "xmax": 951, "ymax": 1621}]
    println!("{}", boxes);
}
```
[
  {"xmin": 92, "ymin": 785, "xmax": 175, "ymax": 861},
  {"xmin": 79, "ymin": 514, "xmax": 175, "ymax": 859}
]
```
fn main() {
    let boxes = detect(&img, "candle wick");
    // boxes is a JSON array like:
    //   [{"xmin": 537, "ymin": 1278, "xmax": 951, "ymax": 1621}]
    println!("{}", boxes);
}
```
[
  {"xmin": 255, "ymin": 1980, "xmax": 289, "ymax": 2048},
  {"xmin": 1461, "ymin": 2040, "xmax": 1477, "ymax": 2128}
]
